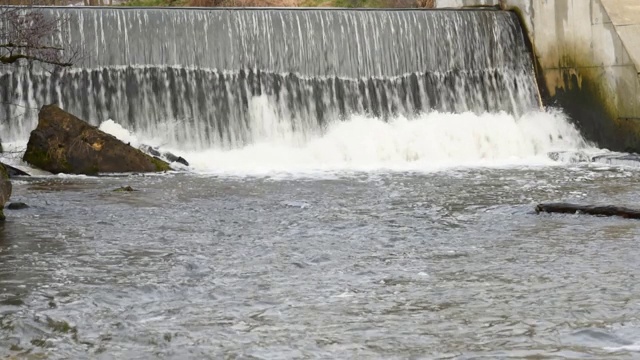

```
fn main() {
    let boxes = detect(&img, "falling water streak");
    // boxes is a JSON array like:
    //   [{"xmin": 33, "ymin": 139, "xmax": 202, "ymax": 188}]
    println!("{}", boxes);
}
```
[{"xmin": 0, "ymin": 8, "xmax": 540, "ymax": 150}]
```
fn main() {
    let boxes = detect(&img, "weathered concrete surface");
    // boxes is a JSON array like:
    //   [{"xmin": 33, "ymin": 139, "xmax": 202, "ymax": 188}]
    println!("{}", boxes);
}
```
[
  {"xmin": 436, "ymin": 0, "xmax": 640, "ymax": 152},
  {"xmin": 601, "ymin": 0, "xmax": 640, "ymax": 26},
  {"xmin": 601, "ymin": 0, "xmax": 640, "ymax": 71},
  {"xmin": 530, "ymin": 0, "xmax": 640, "ymax": 152}
]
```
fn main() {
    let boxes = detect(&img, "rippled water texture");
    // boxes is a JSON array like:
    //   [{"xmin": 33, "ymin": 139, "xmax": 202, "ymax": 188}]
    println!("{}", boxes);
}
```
[{"xmin": 2, "ymin": 165, "xmax": 640, "ymax": 358}]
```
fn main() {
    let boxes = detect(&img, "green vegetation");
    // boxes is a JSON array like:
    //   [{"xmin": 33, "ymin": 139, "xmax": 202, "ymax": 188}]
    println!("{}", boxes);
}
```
[
  {"xmin": 301, "ymin": 0, "xmax": 391, "ymax": 7},
  {"xmin": 30, "ymin": 339, "xmax": 49, "ymax": 348},
  {"xmin": 150, "ymin": 156, "xmax": 172, "ymax": 172},
  {"xmin": 0, "ymin": 297, "xmax": 25, "ymax": 306},
  {"xmin": 125, "ymin": 0, "xmax": 184, "ymax": 6},
  {"xmin": 47, "ymin": 317, "xmax": 78, "ymax": 334}
]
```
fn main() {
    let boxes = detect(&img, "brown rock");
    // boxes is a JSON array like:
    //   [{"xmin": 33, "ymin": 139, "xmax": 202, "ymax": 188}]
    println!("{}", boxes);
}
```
[
  {"xmin": 23, "ymin": 105, "xmax": 171, "ymax": 175},
  {"xmin": 0, "ymin": 164, "xmax": 11, "ymax": 221}
]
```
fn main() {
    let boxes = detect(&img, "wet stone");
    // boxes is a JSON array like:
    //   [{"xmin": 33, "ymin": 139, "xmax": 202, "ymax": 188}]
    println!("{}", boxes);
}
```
[{"xmin": 6, "ymin": 202, "xmax": 29, "ymax": 210}]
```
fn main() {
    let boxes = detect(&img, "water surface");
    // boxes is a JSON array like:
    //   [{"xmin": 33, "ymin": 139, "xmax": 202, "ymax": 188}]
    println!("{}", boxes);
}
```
[{"xmin": 1, "ymin": 165, "xmax": 640, "ymax": 358}]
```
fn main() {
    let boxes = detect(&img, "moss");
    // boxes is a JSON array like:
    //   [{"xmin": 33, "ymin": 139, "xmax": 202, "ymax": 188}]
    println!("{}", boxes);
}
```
[
  {"xmin": 113, "ymin": 186, "xmax": 136, "ymax": 192},
  {"xmin": 0, "ymin": 297, "xmax": 24, "ymax": 306},
  {"xmin": 0, "ymin": 315, "xmax": 14, "ymax": 331},
  {"xmin": 23, "ymin": 147, "xmax": 51, "ymax": 170},
  {"xmin": 545, "ymin": 50, "xmax": 640, "ymax": 152},
  {"xmin": 85, "ymin": 164, "xmax": 100, "ymax": 176},
  {"xmin": 30, "ymin": 339, "xmax": 49, "ymax": 348},
  {"xmin": 150, "ymin": 156, "xmax": 171, "ymax": 172},
  {"xmin": 46, "ymin": 317, "xmax": 77, "ymax": 334},
  {"xmin": 23, "ymin": 145, "xmax": 77, "ymax": 174},
  {"xmin": 0, "ymin": 164, "xmax": 7, "ymax": 181}
]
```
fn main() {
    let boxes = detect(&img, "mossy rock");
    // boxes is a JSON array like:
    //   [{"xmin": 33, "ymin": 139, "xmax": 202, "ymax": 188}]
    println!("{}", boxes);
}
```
[
  {"xmin": 113, "ymin": 186, "xmax": 136, "ymax": 192},
  {"xmin": 46, "ymin": 317, "xmax": 77, "ymax": 334},
  {"xmin": 0, "ymin": 163, "xmax": 11, "ymax": 221},
  {"xmin": 23, "ymin": 105, "xmax": 171, "ymax": 175},
  {"xmin": 7, "ymin": 202, "xmax": 29, "ymax": 210}
]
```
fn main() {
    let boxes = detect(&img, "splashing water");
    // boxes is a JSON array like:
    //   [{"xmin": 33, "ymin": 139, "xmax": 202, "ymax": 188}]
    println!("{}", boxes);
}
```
[{"xmin": 99, "ymin": 106, "xmax": 590, "ymax": 175}]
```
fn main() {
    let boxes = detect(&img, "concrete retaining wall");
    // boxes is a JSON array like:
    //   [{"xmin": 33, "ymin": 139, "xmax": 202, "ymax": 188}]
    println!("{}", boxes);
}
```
[{"xmin": 437, "ymin": 0, "xmax": 640, "ymax": 152}]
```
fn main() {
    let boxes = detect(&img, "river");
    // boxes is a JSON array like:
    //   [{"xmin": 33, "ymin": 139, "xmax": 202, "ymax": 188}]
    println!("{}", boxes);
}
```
[{"xmin": 1, "ymin": 111, "xmax": 640, "ymax": 358}]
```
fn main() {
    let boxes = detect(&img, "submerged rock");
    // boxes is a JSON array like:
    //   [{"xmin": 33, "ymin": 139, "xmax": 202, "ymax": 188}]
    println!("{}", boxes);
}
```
[
  {"xmin": 0, "ymin": 164, "xmax": 11, "ymax": 221},
  {"xmin": 1, "ymin": 162, "xmax": 30, "ymax": 177},
  {"xmin": 23, "ymin": 105, "xmax": 171, "ymax": 175},
  {"xmin": 547, "ymin": 151, "xmax": 592, "ymax": 163},
  {"xmin": 113, "ymin": 186, "xmax": 136, "ymax": 192},
  {"xmin": 7, "ymin": 202, "xmax": 29, "ymax": 210},
  {"xmin": 140, "ymin": 144, "xmax": 189, "ymax": 167},
  {"xmin": 140, "ymin": 145, "xmax": 162, "ymax": 158},
  {"xmin": 163, "ymin": 152, "xmax": 189, "ymax": 167},
  {"xmin": 591, "ymin": 153, "xmax": 640, "ymax": 167}
]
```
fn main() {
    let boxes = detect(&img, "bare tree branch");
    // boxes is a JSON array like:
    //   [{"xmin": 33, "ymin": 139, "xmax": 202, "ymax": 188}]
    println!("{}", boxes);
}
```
[
  {"xmin": 0, "ymin": 52, "xmax": 72, "ymax": 66},
  {"xmin": 0, "ymin": 42, "xmax": 65, "ymax": 51},
  {"xmin": 0, "ymin": 3, "xmax": 79, "ymax": 68}
]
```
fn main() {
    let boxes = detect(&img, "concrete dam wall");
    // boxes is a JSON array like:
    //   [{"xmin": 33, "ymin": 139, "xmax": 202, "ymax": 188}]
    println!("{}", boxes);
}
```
[
  {"xmin": 3, "ymin": 2, "xmax": 639, "ymax": 153},
  {"xmin": 0, "ymin": 8, "xmax": 540, "ymax": 150},
  {"xmin": 438, "ymin": 0, "xmax": 640, "ymax": 152}
]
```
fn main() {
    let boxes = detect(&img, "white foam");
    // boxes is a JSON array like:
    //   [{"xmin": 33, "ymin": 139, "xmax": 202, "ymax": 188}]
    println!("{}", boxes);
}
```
[
  {"xmin": 178, "ymin": 109, "xmax": 590, "ymax": 175},
  {"xmin": 98, "ymin": 119, "xmax": 142, "ymax": 147},
  {"xmin": 64, "ymin": 107, "xmax": 593, "ymax": 176},
  {"xmin": 605, "ymin": 343, "xmax": 640, "ymax": 352}
]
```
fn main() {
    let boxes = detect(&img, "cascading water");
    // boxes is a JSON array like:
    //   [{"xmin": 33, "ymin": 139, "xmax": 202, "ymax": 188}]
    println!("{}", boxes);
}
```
[{"xmin": 0, "ymin": 7, "xmax": 588, "ymax": 171}]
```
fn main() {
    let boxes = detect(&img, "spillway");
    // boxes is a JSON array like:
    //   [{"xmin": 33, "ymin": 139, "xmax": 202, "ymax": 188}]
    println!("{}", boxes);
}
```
[{"xmin": 0, "ymin": 8, "xmax": 544, "ymax": 153}]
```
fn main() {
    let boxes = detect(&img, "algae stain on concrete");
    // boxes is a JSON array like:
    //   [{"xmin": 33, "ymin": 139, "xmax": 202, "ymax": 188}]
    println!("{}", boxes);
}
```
[{"xmin": 543, "ymin": 50, "xmax": 640, "ymax": 152}]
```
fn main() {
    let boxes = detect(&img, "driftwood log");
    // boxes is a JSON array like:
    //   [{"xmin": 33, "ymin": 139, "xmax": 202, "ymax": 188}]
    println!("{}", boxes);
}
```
[{"xmin": 535, "ymin": 203, "xmax": 640, "ymax": 219}]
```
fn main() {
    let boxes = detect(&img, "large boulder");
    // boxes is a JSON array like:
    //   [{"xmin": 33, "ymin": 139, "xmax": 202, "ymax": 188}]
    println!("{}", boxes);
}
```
[
  {"xmin": 0, "ymin": 164, "xmax": 11, "ymax": 221},
  {"xmin": 23, "ymin": 105, "xmax": 170, "ymax": 175}
]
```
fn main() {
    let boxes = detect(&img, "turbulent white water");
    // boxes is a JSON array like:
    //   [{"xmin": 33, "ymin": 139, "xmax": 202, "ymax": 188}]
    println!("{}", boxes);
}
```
[
  {"xmin": 1, "ymin": 8, "xmax": 592, "ymax": 175},
  {"xmin": 99, "ymin": 107, "xmax": 590, "ymax": 174}
]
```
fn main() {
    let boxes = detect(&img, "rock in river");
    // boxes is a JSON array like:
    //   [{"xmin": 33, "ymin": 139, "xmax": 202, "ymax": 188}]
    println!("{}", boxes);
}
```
[
  {"xmin": 23, "ymin": 105, "xmax": 171, "ymax": 175},
  {"xmin": 140, "ymin": 145, "xmax": 189, "ymax": 167},
  {"xmin": 7, "ymin": 202, "xmax": 29, "ymax": 210},
  {"xmin": 1, "ymin": 162, "xmax": 30, "ymax": 177},
  {"xmin": 0, "ymin": 164, "xmax": 11, "ymax": 221}
]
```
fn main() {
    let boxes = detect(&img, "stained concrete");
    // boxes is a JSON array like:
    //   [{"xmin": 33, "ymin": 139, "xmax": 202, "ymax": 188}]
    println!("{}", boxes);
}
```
[
  {"xmin": 602, "ymin": 0, "xmax": 640, "ymax": 73},
  {"xmin": 436, "ymin": 0, "xmax": 640, "ymax": 152}
]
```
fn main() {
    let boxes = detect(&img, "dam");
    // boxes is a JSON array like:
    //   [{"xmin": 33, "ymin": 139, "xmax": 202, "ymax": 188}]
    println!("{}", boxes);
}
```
[
  {"xmin": 3, "ymin": 5, "xmax": 640, "ymax": 359},
  {"xmin": 1, "ymin": 7, "xmax": 544, "ymax": 151}
]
